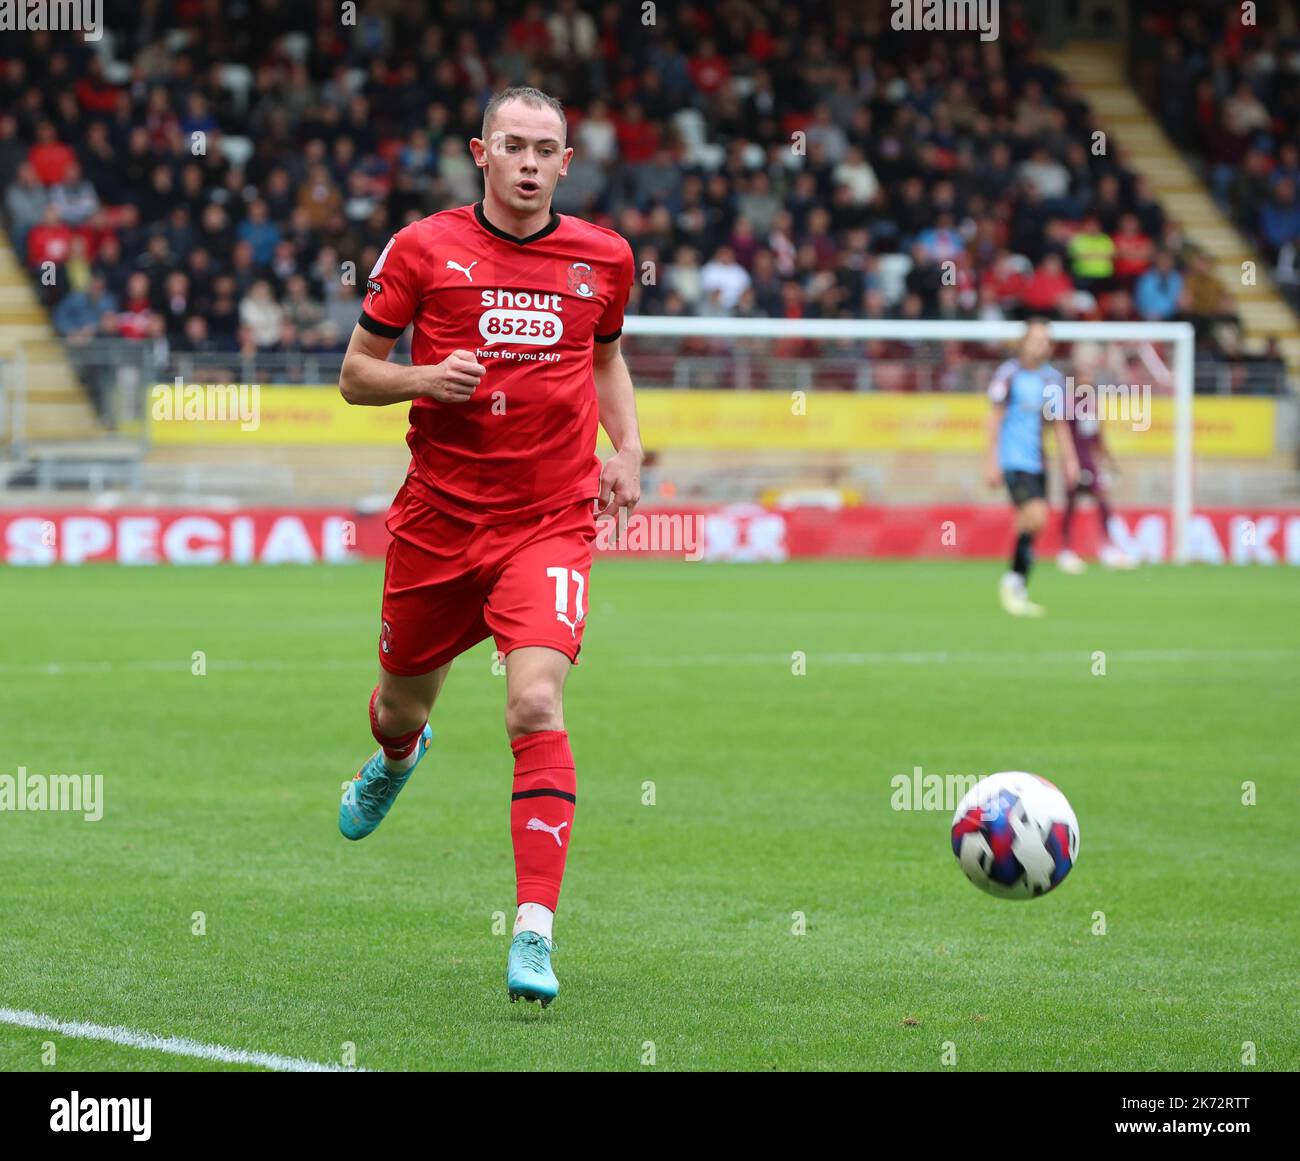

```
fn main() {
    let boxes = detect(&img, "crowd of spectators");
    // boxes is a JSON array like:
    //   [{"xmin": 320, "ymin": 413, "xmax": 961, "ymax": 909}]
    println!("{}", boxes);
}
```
[
  {"xmin": 1133, "ymin": 2, "xmax": 1300, "ymax": 318},
  {"xmin": 0, "ymin": 0, "xmax": 1287, "ymax": 392}
]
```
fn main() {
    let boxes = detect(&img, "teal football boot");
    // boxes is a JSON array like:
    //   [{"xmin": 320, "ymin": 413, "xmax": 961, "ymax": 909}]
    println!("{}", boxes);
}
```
[
  {"xmin": 506, "ymin": 931, "xmax": 559, "ymax": 1008},
  {"xmin": 338, "ymin": 724, "xmax": 432, "ymax": 841}
]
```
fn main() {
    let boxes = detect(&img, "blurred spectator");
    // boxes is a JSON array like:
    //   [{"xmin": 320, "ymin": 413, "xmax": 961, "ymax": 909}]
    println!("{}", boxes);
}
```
[
  {"xmin": 64, "ymin": 233, "xmax": 93, "ymax": 293},
  {"xmin": 48, "ymin": 161, "xmax": 100, "ymax": 225},
  {"xmin": 915, "ymin": 214, "xmax": 965, "ymax": 264},
  {"xmin": 0, "ymin": 113, "xmax": 25, "ymax": 179},
  {"xmin": 983, "ymin": 251, "xmax": 1032, "ymax": 310},
  {"xmin": 115, "ymin": 272, "xmax": 158, "ymax": 339},
  {"xmin": 282, "ymin": 274, "xmax": 326, "ymax": 338},
  {"xmin": 237, "ymin": 200, "xmax": 282, "ymax": 267},
  {"xmin": 25, "ymin": 204, "xmax": 73, "ymax": 268},
  {"xmin": 5, "ymin": 161, "xmax": 47, "ymax": 250},
  {"xmin": 239, "ymin": 280, "xmax": 284, "ymax": 348},
  {"xmin": 613, "ymin": 102, "xmax": 660, "ymax": 164},
  {"xmin": 27, "ymin": 120, "xmax": 75, "ymax": 185},
  {"xmin": 1111, "ymin": 214, "xmax": 1155, "ymax": 286},
  {"xmin": 297, "ymin": 164, "xmax": 342, "ymax": 230},
  {"xmin": 1182, "ymin": 251, "xmax": 1224, "ymax": 320},
  {"xmin": 1018, "ymin": 147, "xmax": 1071, "ymax": 201},
  {"xmin": 1221, "ymin": 80, "xmax": 1270, "ymax": 140},
  {"xmin": 700, "ymin": 246, "xmax": 752, "ymax": 312},
  {"xmin": 1259, "ymin": 179, "xmax": 1300, "ymax": 260},
  {"xmin": 832, "ymin": 146, "xmax": 879, "ymax": 208},
  {"xmin": 575, "ymin": 99, "xmax": 617, "ymax": 167},
  {"xmin": 689, "ymin": 40, "xmax": 732, "ymax": 100},
  {"xmin": 158, "ymin": 271, "xmax": 193, "ymax": 338},
  {"xmin": 1021, "ymin": 253, "xmax": 1075, "ymax": 316},
  {"xmin": 1068, "ymin": 216, "xmax": 1115, "ymax": 291},
  {"xmin": 1135, "ymin": 250, "xmax": 1184, "ymax": 320},
  {"xmin": 1206, "ymin": 290, "xmax": 1245, "ymax": 357},
  {"xmin": 53, "ymin": 275, "xmax": 117, "ymax": 342},
  {"xmin": 547, "ymin": 0, "xmax": 598, "ymax": 60},
  {"xmin": 667, "ymin": 247, "xmax": 703, "ymax": 310}
]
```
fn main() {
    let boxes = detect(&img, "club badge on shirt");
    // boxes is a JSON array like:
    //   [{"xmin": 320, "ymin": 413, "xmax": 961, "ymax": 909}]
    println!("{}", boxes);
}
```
[{"xmin": 567, "ymin": 262, "xmax": 598, "ymax": 298}]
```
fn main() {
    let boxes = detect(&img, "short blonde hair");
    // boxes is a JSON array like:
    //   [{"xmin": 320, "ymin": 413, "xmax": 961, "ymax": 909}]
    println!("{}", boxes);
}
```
[{"xmin": 481, "ymin": 87, "xmax": 567, "ymax": 142}]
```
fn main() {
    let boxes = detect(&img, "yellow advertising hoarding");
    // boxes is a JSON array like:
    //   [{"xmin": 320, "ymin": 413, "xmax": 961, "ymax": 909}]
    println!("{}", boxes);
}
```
[{"xmin": 149, "ymin": 386, "xmax": 1276, "ymax": 458}]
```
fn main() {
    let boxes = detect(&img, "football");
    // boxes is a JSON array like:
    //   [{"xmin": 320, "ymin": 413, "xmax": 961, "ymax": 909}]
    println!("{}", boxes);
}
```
[{"xmin": 951, "ymin": 772, "xmax": 1080, "ymax": 899}]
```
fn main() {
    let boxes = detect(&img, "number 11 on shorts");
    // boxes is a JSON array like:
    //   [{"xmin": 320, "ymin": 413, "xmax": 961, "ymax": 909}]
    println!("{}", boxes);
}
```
[{"xmin": 547, "ymin": 567, "xmax": 586, "ymax": 638}]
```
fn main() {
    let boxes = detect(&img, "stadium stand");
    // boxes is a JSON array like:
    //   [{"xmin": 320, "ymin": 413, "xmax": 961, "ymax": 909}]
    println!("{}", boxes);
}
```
[
  {"xmin": 0, "ymin": 1, "xmax": 1295, "ymax": 506},
  {"xmin": 3, "ymin": 3, "xmax": 1295, "ymax": 375},
  {"xmin": 1127, "ymin": 1, "xmax": 1300, "ymax": 367}
]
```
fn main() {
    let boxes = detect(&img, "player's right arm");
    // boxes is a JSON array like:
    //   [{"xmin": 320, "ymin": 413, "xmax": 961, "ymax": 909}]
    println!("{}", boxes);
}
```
[
  {"xmin": 338, "ymin": 224, "xmax": 484, "ymax": 406},
  {"xmin": 339, "ymin": 325, "xmax": 483, "ymax": 406},
  {"xmin": 984, "ymin": 361, "xmax": 1011, "ymax": 488}
]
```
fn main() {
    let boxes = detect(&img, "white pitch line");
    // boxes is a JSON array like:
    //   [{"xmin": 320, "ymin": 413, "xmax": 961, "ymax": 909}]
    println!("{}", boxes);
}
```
[
  {"xmin": 0, "ymin": 647, "xmax": 1290, "ymax": 677},
  {"xmin": 0, "ymin": 658, "xmax": 360, "ymax": 676},
  {"xmin": 0, "ymin": 1008, "xmax": 365, "ymax": 1073},
  {"xmin": 622, "ymin": 647, "xmax": 1294, "ymax": 667}
]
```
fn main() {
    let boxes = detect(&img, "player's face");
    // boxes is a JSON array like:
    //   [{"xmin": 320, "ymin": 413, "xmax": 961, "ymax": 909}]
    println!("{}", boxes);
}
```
[
  {"xmin": 472, "ymin": 102, "xmax": 572, "ymax": 214},
  {"xmin": 1021, "ymin": 325, "xmax": 1051, "ymax": 364}
]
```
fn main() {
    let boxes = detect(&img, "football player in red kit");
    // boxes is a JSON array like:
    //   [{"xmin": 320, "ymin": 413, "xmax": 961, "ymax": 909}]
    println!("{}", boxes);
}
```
[{"xmin": 335, "ymin": 87, "xmax": 642, "ymax": 1008}]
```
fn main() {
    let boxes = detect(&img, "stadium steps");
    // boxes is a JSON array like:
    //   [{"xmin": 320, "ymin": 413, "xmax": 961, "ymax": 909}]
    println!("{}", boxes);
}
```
[
  {"xmin": 0, "ymin": 244, "xmax": 103, "ymax": 444},
  {"xmin": 0, "ymin": 437, "xmax": 145, "ymax": 495},
  {"xmin": 1044, "ymin": 41, "xmax": 1300, "ymax": 377}
]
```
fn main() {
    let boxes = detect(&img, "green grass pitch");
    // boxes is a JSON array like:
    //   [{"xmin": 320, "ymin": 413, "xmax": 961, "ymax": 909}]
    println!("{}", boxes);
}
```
[{"xmin": 0, "ymin": 560, "xmax": 1295, "ymax": 1071}]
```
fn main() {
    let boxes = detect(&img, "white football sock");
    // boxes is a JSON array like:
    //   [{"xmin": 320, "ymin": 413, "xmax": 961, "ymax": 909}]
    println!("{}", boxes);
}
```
[
  {"xmin": 382, "ymin": 726, "xmax": 427, "ymax": 773},
  {"xmin": 514, "ymin": 902, "xmax": 554, "ymax": 941}
]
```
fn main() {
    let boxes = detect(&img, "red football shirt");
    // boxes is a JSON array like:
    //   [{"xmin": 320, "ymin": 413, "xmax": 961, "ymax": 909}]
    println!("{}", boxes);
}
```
[{"xmin": 360, "ymin": 201, "xmax": 634, "ymax": 525}]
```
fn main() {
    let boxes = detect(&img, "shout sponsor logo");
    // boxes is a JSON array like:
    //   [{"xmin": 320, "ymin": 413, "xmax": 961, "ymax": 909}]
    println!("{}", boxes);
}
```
[{"xmin": 478, "ymin": 289, "xmax": 564, "ymax": 347}]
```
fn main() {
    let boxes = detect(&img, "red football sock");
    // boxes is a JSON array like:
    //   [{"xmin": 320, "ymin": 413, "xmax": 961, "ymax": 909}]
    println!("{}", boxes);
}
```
[
  {"xmin": 510, "ymin": 729, "xmax": 576, "ymax": 911},
  {"xmin": 369, "ymin": 686, "xmax": 424, "ymax": 760}
]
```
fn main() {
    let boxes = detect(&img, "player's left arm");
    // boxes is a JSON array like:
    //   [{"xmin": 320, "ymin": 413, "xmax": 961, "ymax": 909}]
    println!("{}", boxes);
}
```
[{"xmin": 592, "ymin": 337, "xmax": 643, "ymax": 518}]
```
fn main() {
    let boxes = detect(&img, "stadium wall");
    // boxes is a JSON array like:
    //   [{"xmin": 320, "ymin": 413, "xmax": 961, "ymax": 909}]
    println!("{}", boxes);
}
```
[
  {"xmin": 4, "ymin": 505, "xmax": 1300, "ymax": 565},
  {"xmin": 149, "ymin": 387, "xmax": 1282, "ymax": 459}
]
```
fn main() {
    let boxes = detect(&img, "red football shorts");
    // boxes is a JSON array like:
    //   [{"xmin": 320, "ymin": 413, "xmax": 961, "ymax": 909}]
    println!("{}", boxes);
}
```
[{"xmin": 378, "ymin": 482, "xmax": 597, "ymax": 676}]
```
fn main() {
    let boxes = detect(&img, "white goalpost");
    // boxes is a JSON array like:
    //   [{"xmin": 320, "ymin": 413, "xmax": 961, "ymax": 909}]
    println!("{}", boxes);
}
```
[{"xmin": 622, "ymin": 316, "xmax": 1197, "ymax": 563}]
